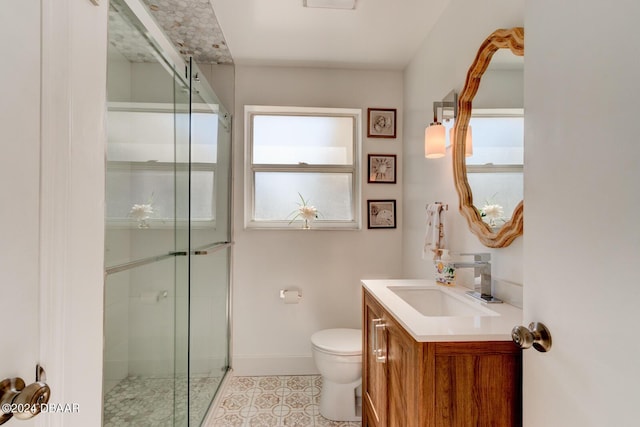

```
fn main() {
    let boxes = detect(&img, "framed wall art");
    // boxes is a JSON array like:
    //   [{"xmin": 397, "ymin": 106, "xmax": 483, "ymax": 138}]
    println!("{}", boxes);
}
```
[
  {"xmin": 368, "ymin": 154, "xmax": 396, "ymax": 184},
  {"xmin": 367, "ymin": 199, "xmax": 396, "ymax": 229},
  {"xmin": 367, "ymin": 108, "xmax": 396, "ymax": 138}
]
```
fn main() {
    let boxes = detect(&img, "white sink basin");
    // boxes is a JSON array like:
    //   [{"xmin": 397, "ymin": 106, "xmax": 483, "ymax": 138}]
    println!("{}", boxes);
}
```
[{"xmin": 388, "ymin": 286, "xmax": 498, "ymax": 317}]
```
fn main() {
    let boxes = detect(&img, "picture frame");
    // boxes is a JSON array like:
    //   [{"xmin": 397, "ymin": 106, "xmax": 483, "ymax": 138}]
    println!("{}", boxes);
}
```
[
  {"xmin": 367, "ymin": 199, "xmax": 397, "ymax": 229},
  {"xmin": 367, "ymin": 108, "xmax": 396, "ymax": 138},
  {"xmin": 368, "ymin": 154, "xmax": 397, "ymax": 184}
]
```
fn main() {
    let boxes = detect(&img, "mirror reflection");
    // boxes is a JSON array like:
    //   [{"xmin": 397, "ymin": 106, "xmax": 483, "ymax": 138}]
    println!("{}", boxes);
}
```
[
  {"xmin": 466, "ymin": 50, "xmax": 524, "ymax": 230},
  {"xmin": 452, "ymin": 27, "xmax": 524, "ymax": 248}
]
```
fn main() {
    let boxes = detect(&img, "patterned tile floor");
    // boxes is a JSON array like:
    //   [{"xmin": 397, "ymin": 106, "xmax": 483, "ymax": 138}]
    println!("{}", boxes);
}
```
[
  {"xmin": 206, "ymin": 375, "xmax": 361, "ymax": 427},
  {"xmin": 103, "ymin": 375, "xmax": 222, "ymax": 426}
]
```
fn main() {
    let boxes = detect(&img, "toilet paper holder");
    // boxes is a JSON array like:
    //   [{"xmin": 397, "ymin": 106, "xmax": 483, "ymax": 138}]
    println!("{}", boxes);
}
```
[{"xmin": 279, "ymin": 289, "xmax": 302, "ymax": 303}]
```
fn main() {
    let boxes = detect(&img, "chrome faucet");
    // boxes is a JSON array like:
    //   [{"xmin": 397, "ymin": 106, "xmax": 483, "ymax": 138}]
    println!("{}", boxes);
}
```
[{"xmin": 451, "ymin": 253, "xmax": 502, "ymax": 303}]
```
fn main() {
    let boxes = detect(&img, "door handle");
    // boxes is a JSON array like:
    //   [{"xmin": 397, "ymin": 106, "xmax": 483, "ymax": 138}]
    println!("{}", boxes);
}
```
[
  {"xmin": 512, "ymin": 322, "xmax": 552, "ymax": 352},
  {"xmin": 371, "ymin": 318, "xmax": 387, "ymax": 362},
  {"xmin": 375, "ymin": 322, "xmax": 387, "ymax": 362},
  {"xmin": 371, "ymin": 318, "xmax": 381, "ymax": 358},
  {"xmin": 0, "ymin": 365, "xmax": 50, "ymax": 424}
]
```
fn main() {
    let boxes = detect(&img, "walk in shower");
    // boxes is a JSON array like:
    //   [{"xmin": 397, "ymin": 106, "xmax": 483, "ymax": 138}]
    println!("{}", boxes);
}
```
[{"xmin": 103, "ymin": 1, "xmax": 232, "ymax": 425}]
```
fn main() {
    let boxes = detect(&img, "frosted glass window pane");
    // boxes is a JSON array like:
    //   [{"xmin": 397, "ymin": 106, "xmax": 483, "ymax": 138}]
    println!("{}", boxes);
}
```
[
  {"xmin": 107, "ymin": 111, "xmax": 175, "ymax": 162},
  {"xmin": 190, "ymin": 171, "xmax": 216, "ymax": 221},
  {"xmin": 106, "ymin": 110, "xmax": 219, "ymax": 163},
  {"xmin": 466, "ymin": 116, "xmax": 523, "ymax": 165},
  {"xmin": 106, "ymin": 168, "xmax": 175, "ymax": 220},
  {"xmin": 252, "ymin": 115, "xmax": 354, "ymax": 165},
  {"xmin": 106, "ymin": 168, "xmax": 214, "ymax": 221},
  {"xmin": 191, "ymin": 112, "xmax": 218, "ymax": 164},
  {"xmin": 254, "ymin": 172, "xmax": 353, "ymax": 221},
  {"xmin": 468, "ymin": 172, "xmax": 523, "ymax": 224}
]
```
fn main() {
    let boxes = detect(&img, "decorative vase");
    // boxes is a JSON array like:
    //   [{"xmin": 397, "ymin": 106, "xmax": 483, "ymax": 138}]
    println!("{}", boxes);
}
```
[
  {"xmin": 302, "ymin": 219, "xmax": 311, "ymax": 230},
  {"xmin": 137, "ymin": 218, "xmax": 150, "ymax": 229},
  {"xmin": 435, "ymin": 249, "xmax": 455, "ymax": 285}
]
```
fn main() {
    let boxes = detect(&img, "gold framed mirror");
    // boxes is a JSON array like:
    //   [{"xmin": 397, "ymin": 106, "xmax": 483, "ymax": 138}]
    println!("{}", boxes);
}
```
[{"xmin": 453, "ymin": 27, "xmax": 524, "ymax": 248}]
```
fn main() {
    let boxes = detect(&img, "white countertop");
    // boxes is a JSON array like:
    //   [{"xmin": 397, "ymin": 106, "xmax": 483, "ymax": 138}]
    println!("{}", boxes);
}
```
[{"xmin": 362, "ymin": 279, "xmax": 523, "ymax": 342}]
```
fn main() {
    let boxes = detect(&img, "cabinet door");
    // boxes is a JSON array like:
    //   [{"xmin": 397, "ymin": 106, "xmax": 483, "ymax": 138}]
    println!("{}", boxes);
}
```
[
  {"xmin": 433, "ymin": 342, "xmax": 522, "ymax": 427},
  {"xmin": 363, "ymin": 292, "xmax": 387, "ymax": 427},
  {"xmin": 386, "ymin": 314, "xmax": 422, "ymax": 427}
]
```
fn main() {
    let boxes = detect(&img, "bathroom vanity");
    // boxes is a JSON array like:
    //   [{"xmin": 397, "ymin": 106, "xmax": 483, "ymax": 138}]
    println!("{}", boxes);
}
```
[{"xmin": 362, "ymin": 280, "xmax": 523, "ymax": 427}]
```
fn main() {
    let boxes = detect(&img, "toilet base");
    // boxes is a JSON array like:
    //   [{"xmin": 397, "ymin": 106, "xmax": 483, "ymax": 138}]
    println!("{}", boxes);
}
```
[{"xmin": 319, "ymin": 378, "xmax": 362, "ymax": 422}]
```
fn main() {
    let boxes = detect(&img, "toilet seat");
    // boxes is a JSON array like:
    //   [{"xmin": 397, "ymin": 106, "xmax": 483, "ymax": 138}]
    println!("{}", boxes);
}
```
[{"xmin": 311, "ymin": 328, "xmax": 361, "ymax": 356}]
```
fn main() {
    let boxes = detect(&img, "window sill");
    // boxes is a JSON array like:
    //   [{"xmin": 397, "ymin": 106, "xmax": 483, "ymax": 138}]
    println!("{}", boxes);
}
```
[
  {"xmin": 245, "ymin": 220, "xmax": 361, "ymax": 231},
  {"xmin": 106, "ymin": 219, "xmax": 216, "ymax": 230}
]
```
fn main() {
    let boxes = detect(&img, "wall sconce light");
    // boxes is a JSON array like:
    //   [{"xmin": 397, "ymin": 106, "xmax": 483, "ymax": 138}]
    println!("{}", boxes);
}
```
[{"xmin": 424, "ymin": 90, "xmax": 473, "ymax": 158}]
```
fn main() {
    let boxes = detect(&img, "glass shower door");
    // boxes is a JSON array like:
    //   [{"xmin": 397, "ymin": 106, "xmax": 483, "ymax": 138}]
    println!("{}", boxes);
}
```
[
  {"xmin": 174, "ymin": 61, "xmax": 191, "ymax": 426},
  {"xmin": 104, "ymin": 0, "xmax": 191, "ymax": 425},
  {"xmin": 187, "ymin": 61, "xmax": 232, "ymax": 425},
  {"xmin": 104, "ymin": 2, "xmax": 231, "ymax": 426}
]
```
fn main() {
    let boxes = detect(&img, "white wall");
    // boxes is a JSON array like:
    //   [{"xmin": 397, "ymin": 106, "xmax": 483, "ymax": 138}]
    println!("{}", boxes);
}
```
[
  {"xmin": 199, "ymin": 63, "xmax": 236, "ymax": 114},
  {"xmin": 402, "ymin": 0, "xmax": 525, "ymax": 303},
  {"xmin": 0, "ymin": 7, "xmax": 41, "ymax": 426},
  {"xmin": 39, "ymin": 1, "xmax": 108, "ymax": 425},
  {"xmin": 232, "ymin": 66, "xmax": 403, "ymax": 374},
  {"xmin": 523, "ymin": 1, "xmax": 640, "ymax": 425}
]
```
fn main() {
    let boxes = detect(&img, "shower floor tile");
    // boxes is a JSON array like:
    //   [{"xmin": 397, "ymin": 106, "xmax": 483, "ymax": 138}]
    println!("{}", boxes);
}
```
[
  {"xmin": 103, "ymin": 375, "xmax": 222, "ymax": 427},
  {"xmin": 206, "ymin": 375, "xmax": 361, "ymax": 427}
]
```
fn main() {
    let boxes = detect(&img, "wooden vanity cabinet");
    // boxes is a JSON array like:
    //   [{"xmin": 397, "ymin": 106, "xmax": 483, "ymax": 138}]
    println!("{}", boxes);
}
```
[{"xmin": 362, "ymin": 289, "xmax": 522, "ymax": 427}]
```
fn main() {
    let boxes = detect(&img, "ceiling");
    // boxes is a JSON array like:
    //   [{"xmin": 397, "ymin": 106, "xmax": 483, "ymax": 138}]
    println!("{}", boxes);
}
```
[
  {"xmin": 140, "ymin": 0, "xmax": 451, "ymax": 69},
  {"xmin": 141, "ymin": 0, "xmax": 233, "ymax": 64}
]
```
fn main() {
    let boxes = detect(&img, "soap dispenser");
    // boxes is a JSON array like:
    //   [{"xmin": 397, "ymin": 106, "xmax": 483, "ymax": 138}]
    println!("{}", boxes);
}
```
[{"xmin": 435, "ymin": 249, "xmax": 455, "ymax": 285}]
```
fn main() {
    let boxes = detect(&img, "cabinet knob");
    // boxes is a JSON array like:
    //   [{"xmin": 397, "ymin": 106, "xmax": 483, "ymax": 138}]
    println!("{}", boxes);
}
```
[{"xmin": 511, "ymin": 322, "xmax": 552, "ymax": 352}]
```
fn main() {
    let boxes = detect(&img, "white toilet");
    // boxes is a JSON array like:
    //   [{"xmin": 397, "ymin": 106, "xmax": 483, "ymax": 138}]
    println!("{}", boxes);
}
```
[{"xmin": 311, "ymin": 328, "xmax": 362, "ymax": 422}]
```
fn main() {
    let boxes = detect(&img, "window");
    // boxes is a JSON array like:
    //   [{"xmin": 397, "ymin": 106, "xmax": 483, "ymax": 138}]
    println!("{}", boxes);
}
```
[
  {"xmin": 245, "ymin": 105, "xmax": 362, "ymax": 229},
  {"xmin": 106, "ymin": 103, "xmax": 220, "ymax": 227},
  {"xmin": 465, "ymin": 108, "xmax": 524, "ymax": 227}
]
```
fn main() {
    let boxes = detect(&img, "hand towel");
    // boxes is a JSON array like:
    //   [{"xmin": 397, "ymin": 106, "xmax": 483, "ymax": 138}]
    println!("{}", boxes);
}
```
[{"xmin": 423, "ymin": 203, "xmax": 445, "ymax": 260}]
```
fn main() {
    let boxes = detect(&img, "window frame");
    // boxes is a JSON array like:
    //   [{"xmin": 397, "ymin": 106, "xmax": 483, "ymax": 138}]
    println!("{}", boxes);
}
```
[
  {"xmin": 105, "ymin": 102, "xmax": 220, "ymax": 229},
  {"xmin": 244, "ymin": 105, "xmax": 362, "ymax": 230},
  {"xmin": 466, "ymin": 108, "xmax": 524, "ymax": 173}
]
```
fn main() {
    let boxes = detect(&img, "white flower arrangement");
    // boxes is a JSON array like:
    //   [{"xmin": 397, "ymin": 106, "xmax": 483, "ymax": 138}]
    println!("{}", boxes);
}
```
[
  {"xmin": 480, "ymin": 203, "xmax": 504, "ymax": 220},
  {"xmin": 129, "ymin": 203, "xmax": 154, "ymax": 221},
  {"xmin": 288, "ymin": 193, "xmax": 319, "ymax": 229},
  {"xmin": 480, "ymin": 200, "xmax": 504, "ymax": 228},
  {"xmin": 130, "ymin": 194, "xmax": 155, "ymax": 228}
]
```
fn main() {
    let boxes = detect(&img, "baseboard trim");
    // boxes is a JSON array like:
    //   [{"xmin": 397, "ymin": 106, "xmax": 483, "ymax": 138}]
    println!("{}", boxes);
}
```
[{"xmin": 232, "ymin": 355, "xmax": 319, "ymax": 376}]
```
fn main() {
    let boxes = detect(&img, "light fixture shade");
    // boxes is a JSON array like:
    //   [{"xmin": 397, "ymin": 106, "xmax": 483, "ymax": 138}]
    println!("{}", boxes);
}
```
[
  {"xmin": 425, "ymin": 123, "xmax": 446, "ymax": 158},
  {"xmin": 450, "ymin": 126, "xmax": 473, "ymax": 157}
]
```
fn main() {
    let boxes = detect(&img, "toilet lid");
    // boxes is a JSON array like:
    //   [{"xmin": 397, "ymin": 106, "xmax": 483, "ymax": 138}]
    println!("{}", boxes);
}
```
[{"xmin": 311, "ymin": 328, "xmax": 362, "ymax": 356}]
